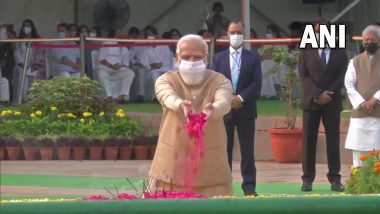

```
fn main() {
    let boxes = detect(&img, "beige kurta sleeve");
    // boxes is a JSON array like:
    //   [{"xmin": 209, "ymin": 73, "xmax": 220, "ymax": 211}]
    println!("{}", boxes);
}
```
[
  {"xmin": 211, "ymin": 78, "xmax": 233, "ymax": 119},
  {"xmin": 155, "ymin": 73, "xmax": 184, "ymax": 111}
]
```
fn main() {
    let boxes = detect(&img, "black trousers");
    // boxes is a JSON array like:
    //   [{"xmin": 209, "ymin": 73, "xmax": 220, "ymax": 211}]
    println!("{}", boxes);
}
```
[
  {"xmin": 302, "ymin": 109, "xmax": 342, "ymax": 184},
  {"xmin": 225, "ymin": 114, "xmax": 256, "ymax": 192}
]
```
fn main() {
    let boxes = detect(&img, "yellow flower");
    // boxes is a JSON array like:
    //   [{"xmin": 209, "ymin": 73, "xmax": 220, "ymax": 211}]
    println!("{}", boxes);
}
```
[
  {"xmin": 116, "ymin": 112, "xmax": 125, "ymax": 118},
  {"xmin": 80, "ymin": 118, "xmax": 85, "ymax": 123},
  {"xmin": 82, "ymin": 112, "xmax": 93, "ymax": 117},
  {"xmin": 30, "ymin": 113, "xmax": 36, "ymax": 118},
  {"xmin": 1, "ymin": 111, "xmax": 7, "ymax": 116},
  {"xmin": 6, "ymin": 109, "xmax": 12, "ymax": 114},
  {"xmin": 66, "ymin": 113, "xmax": 76, "ymax": 118},
  {"xmin": 99, "ymin": 112, "xmax": 105, "ymax": 117},
  {"xmin": 35, "ymin": 111, "xmax": 43, "ymax": 116},
  {"xmin": 14, "ymin": 111, "xmax": 22, "ymax": 116},
  {"xmin": 50, "ymin": 106, "xmax": 57, "ymax": 111},
  {"xmin": 57, "ymin": 114, "xmax": 64, "ymax": 118},
  {"xmin": 117, "ymin": 108, "xmax": 124, "ymax": 113}
]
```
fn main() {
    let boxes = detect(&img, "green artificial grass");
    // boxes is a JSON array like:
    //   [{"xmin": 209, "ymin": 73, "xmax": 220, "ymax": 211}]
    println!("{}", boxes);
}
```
[{"xmin": 1, "ymin": 173, "xmax": 337, "ymax": 200}]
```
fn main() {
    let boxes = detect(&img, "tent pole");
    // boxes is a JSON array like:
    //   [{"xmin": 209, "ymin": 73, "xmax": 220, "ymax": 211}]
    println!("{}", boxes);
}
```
[{"xmin": 242, "ymin": 0, "xmax": 251, "ymax": 50}]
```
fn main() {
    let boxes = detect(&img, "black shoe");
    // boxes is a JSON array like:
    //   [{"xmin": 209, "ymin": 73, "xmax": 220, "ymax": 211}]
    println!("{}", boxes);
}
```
[
  {"xmin": 301, "ymin": 183, "xmax": 312, "ymax": 192},
  {"xmin": 331, "ymin": 182, "xmax": 345, "ymax": 192},
  {"xmin": 244, "ymin": 190, "xmax": 258, "ymax": 197},
  {"xmin": 134, "ymin": 95, "xmax": 145, "ymax": 103}
]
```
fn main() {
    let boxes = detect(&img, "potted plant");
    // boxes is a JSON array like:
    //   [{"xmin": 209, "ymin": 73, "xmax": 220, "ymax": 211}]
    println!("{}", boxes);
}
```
[
  {"xmin": 104, "ymin": 137, "xmax": 119, "ymax": 161},
  {"xmin": 0, "ymin": 138, "xmax": 6, "ymax": 160},
  {"xmin": 72, "ymin": 138, "xmax": 87, "ymax": 161},
  {"xmin": 56, "ymin": 137, "xmax": 72, "ymax": 160},
  {"xmin": 261, "ymin": 46, "xmax": 303, "ymax": 163},
  {"xmin": 5, "ymin": 138, "xmax": 22, "ymax": 160},
  {"xmin": 39, "ymin": 138, "xmax": 55, "ymax": 160},
  {"xmin": 88, "ymin": 139, "xmax": 103, "ymax": 160},
  {"xmin": 119, "ymin": 138, "xmax": 133, "ymax": 160},
  {"xmin": 22, "ymin": 137, "xmax": 38, "ymax": 160},
  {"xmin": 133, "ymin": 135, "xmax": 150, "ymax": 160},
  {"xmin": 149, "ymin": 135, "xmax": 159, "ymax": 160}
]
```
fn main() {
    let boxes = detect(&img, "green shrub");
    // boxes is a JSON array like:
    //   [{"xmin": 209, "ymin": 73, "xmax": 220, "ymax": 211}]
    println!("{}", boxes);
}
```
[{"xmin": 26, "ymin": 77, "xmax": 114, "ymax": 114}]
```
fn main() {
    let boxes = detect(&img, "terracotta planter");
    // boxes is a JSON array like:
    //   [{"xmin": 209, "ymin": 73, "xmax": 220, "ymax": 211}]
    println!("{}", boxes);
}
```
[
  {"xmin": 40, "ymin": 147, "xmax": 54, "ymax": 160},
  {"xmin": 0, "ymin": 147, "xmax": 6, "ymax": 160},
  {"xmin": 269, "ymin": 128, "xmax": 303, "ymax": 163},
  {"xmin": 23, "ymin": 147, "xmax": 38, "ymax": 160},
  {"xmin": 73, "ymin": 147, "xmax": 86, "ymax": 160},
  {"xmin": 6, "ymin": 147, "xmax": 21, "ymax": 160},
  {"xmin": 119, "ymin": 146, "xmax": 133, "ymax": 160},
  {"xmin": 105, "ymin": 147, "xmax": 118, "ymax": 160},
  {"xmin": 88, "ymin": 147, "xmax": 103, "ymax": 160},
  {"xmin": 134, "ymin": 145, "xmax": 149, "ymax": 160},
  {"xmin": 56, "ymin": 147, "xmax": 72, "ymax": 160},
  {"xmin": 149, "ymin": 145, "xmax": 157, "ymax": 159}
]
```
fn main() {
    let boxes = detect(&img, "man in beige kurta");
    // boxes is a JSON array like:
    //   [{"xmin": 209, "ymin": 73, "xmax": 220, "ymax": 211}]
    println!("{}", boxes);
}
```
[{"xmin": 148, "ymin": 34, "xmax": 233, "ymax": 197}]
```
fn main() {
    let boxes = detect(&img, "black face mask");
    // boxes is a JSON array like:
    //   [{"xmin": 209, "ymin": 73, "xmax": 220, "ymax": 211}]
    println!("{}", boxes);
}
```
[{"xmin": 364, "ymin": 42, "xmax": 379, "ymax": 54}]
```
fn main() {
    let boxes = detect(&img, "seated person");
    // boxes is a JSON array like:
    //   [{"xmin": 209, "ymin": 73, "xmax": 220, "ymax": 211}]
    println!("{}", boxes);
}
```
[
  {"xmin": 97, "ymin": 29, "xmax": 135, "ymax": 103},
  {"xmin": 0, "ymin": 67, "xmax": 10, "ymax": 103},
  {"xmin": 50, "ymin": 23, "xmax": 81, "ymax": 77}
]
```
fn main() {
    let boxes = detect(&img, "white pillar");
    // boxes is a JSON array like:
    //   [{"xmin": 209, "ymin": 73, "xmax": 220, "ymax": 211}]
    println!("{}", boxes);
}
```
[{"xmin": 242, "ymin": 0, "xmax": 251, "ymax": 50}]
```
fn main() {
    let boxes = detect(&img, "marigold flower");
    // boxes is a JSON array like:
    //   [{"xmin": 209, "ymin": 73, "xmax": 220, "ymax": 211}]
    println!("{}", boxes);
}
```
[
  {"xmin": 66, "ymin": 113, "xmax": 76, "ymax": 118},
  {"xmin": 80, "ymin": 118, "xmax": 85, "ymax": 123},
  {"xmin": 99, "ymin": 112, "xmax": 105, "ymax": 117},
  {"xmin": 30, "ymin": 113, "xmax": 36, "ymax": 118},
  {"xmin": 374, "ymin": 162, "xmax": 380, "ymax": 168},
  {"xmin": 359, "ymin": 155, "xmax": 367, "ymax": 161},
  {"xmin": 374, "ymin": 167, "xmax": 380, "ymax": 174},
  {"xmin": 6, "ymin": 109, "xmax": 12, "ymax": 114},
  {"xmin": 1, "ymin": 111, "xmax": 7, "ymax": 116},
  {"xmin": 82, "ymin": 112, "xmax": 93, "ymax": 117},
  {"xmin": 14, "ymin": 111, "xmax": 22, "ymax": 116},
  {"xmin": 50, "ymin": 106, "xmax": 57, "ymax": 111},
  {"xmin": 117, "ymin": 108, "xmax": 124, "ymax": 113},
  {"xmin": 35, "ymin": 111, "xmax": 42, "ymax": 116},
  {"xmin": 116, "ymin": 112, "xmax": 125, "ymax": 118}
]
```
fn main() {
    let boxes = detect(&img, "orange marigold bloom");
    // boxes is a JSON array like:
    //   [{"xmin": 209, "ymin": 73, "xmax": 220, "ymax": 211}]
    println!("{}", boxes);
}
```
[
  {"xmin": 374, "ymin": 162, "xmax": 380, "ymax": 168},
  {"xmin": 374, "ymin": 167, "xmax": 380, "ymax": 174},
  {"xmin": 359, "ymin": 155, "xmax": 367, "ymax": 161}
]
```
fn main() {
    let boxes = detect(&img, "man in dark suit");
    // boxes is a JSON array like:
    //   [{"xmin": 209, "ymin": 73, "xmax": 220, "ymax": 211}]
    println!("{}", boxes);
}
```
[
  {"xmin": 213, "ymin": 21, "xmax": 262, "ymax": 196},
  {"xmin": 299, "ymin": 20, "xmax": 348, "ymax": 192}
]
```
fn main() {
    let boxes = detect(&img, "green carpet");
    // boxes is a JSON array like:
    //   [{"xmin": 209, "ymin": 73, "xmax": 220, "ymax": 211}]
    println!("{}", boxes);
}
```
[{"xmin": 1, "ymin": 173, "xmax": 336, "ymax": 200}]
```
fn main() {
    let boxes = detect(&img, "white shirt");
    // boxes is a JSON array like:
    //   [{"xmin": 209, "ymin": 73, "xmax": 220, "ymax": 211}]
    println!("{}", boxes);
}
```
[
  {"xmin": 98, "ymin": 41, "xmax": 129, "ymax": 71},
  {"xmin": 344, "ymin": 57, "xmax": 380, "ymax": 151},
  {"xmin": 229, "ymin": 46, "xmax": 244, "ymax": 102},
  {"xmin": 151, "ymin": 45, "xmax": 174, "ymax": 72},
  {"xmin": 318, "ymin": 48, "xmax": 330, "ymax": 63}
]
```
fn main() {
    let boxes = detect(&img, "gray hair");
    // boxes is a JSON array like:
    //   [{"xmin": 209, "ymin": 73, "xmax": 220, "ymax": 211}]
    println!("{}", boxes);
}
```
[
  {"xmin": 362, "ymin": 25, "xmax": 380, "ymax": 40},
  {"xmin": 176, "ymin": 34, "xmax": 208, "ymax": 55}
]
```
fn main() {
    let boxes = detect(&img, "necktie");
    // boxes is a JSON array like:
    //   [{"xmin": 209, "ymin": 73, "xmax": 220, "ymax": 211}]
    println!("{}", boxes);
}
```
[
  {"xmin": 321, "ymin": 49, "xmax": 326, "ymax": 64},
  {"xmin": 231, "ymin": 51, "xmax": 240, "ymax": 93}
]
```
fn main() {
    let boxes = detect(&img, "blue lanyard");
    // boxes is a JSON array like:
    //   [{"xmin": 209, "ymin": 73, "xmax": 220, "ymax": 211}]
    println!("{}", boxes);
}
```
[{"xmin": 230, "ymin": 51, "xmax": 241, "ymax": 71}]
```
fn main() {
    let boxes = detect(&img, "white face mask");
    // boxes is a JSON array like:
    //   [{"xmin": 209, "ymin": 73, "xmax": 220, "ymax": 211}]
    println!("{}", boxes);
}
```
[
  {"xmin": 57, "ymin": 32, "xmax": 66, "ymax": 38},
  {"xmin": 229, "ymin": 34, "xmax": 244, "ymax": 48},
  {"xmin": 23, "ymin": 26, "xmax": 32, "ymax": 35},
  {"xmin": 178, "ymin": 59, "xmax": 206, "ymax": 85},
  {"xmin": 0, "ymin": 28, "xmax": 7, "ymax": 39},
  {"xmin": 147, "ymin": 36, "xmax": 155, "ymax": 40},
  {"xmin": 265, "ymin": 33, "xmax": 273, "ymax": 38},
  {"xmin": 89, "ymin": 32, "xmax": 97, "ymax": 38}
]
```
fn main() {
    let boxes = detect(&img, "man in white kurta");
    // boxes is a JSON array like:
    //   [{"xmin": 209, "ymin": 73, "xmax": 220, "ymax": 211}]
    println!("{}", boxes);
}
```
[
  {"xmin": 0, "ymin": 66, "xmax": 9, "ymax": 102},
  {"xmin": 97, "ymin": 33, "xmax": 135, "ymax": 102},
  {"xmin": 344, "ymin": 25, "xmax": 380, "ymax": 167}
]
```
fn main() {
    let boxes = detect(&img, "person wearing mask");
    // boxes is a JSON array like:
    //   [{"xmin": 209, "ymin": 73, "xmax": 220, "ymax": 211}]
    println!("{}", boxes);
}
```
[
  {"xmin": 206, "ymin": 2, "xmax": 230, "ymax": 38},
  {"xmin": 50, "ymin": 23, "xmax": 81, "ymax": 77},
  {"xmin": 13, "ymin": 19, "xmax": 45, "ymax": 101},
  {"xmin": 78, "ymin": 25, "xmax": 89, "ymax": 37},
  {"xmin": 169, "ymin": 28, "xmax": 182, "ymax": 54},
  {"xmin": 97, "ymin": 29, "xmax": 135, "ymax": 103},
  {"xmin": 299, "ymin": 19, "xmax": 348, "ymax": 192},
  {"xmin": 213, "ymin": 21, "xmax": 262, "ymax": 196},
  {"xmin": 345, "ymin": 25, "xmax": 380, "ymax": 167},
  {"xmin": 149, "ymin": 34, "xmax": 233, "ymax": 197},
  {"xmin": 68, "ymin": 23, "xmax": 79, "ymax": 38},
  {"xmin": 0, "ymin": 23, "xmax": 16, "ymax": 101}
]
